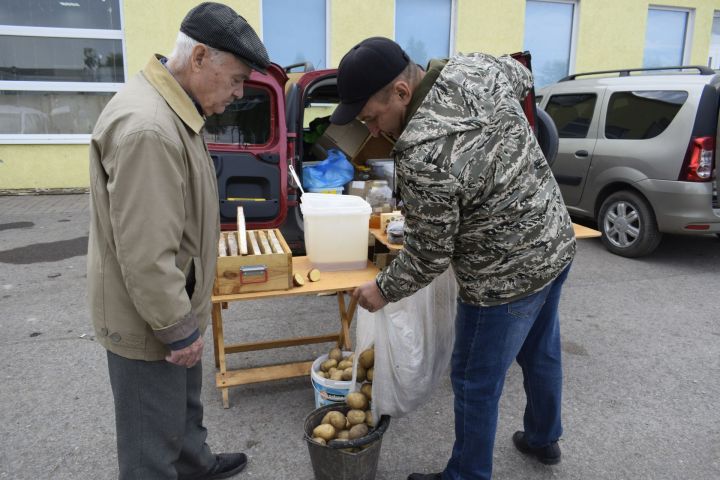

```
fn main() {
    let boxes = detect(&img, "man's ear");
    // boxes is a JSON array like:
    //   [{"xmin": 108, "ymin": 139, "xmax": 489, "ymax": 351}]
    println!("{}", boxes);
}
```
[
  {"xmin": 190, "ymin": 44, "xmax": 208, "ymax": 72},
  {"xmin": 395, "ymin": 81, "xmax": 412, "ymax": 106}
]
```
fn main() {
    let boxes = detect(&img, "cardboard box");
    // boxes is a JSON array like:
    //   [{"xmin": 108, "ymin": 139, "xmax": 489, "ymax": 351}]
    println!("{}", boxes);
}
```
[
  {"xmin": 312, "ymin": 119, "xmax": 394, "ymax": 166},
  {"xmin": 214, "ymin": 229, "xmax": 292, "ymax": 295}
]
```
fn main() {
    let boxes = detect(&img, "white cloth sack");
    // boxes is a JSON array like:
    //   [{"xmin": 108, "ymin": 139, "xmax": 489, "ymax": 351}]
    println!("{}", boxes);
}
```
[{"xmin": 354, "ymin": 268, "xmax": 457, "ymax": 420}]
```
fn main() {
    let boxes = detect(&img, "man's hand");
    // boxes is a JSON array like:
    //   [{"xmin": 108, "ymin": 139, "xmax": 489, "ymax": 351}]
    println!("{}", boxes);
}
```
[
  {"xmin": 166, "ymin": 336, "xmax": 204, "ymax": 368},
  {"xmin": 353, "ymin": 280, "xmax": 388, "ymax": 313}
]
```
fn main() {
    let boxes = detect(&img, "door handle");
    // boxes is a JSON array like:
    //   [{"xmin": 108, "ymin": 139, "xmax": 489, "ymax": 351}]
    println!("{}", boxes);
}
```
[{"xmin": 574, "ymin": 150, "xmax": 589, "ymax": 157}]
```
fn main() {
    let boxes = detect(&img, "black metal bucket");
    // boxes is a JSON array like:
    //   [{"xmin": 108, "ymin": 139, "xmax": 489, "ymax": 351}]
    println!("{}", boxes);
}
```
[{"xmin": 303, "ymin": 404, "xmax": 391, "ymax": 480}]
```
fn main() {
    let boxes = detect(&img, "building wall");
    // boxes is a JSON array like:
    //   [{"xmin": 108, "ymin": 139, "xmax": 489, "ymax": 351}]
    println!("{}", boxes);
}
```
[{"xmin": 2, "ymin": 0, "xmax": 719, "ymax": 191}]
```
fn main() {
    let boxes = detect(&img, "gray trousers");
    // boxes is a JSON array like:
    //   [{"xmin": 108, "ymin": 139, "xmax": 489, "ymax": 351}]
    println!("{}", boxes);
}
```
[{"xmin": 107, "ymin": 351, "xmax": 216, "ymax": 480}]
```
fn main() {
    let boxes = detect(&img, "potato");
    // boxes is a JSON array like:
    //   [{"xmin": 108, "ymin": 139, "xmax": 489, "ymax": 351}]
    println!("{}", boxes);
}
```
[
  {"xmin": 307, "ymin": 268, "xmax": 321, "ymax": 282},
  {"xmin": 328, "ymin": 347, "xmax": 343, "ymax": 362},
  {"xmin": 327, "ymin": 411, "xmax": 346, "ymax": 430},
  {"xmin": 313, "ymin": 437, "xmax": 326, "ymax": 445},
  {"xmin": 321, "ymin": 359, "xmax": 338, "ymax": 372},
  {"xmin": 336, "ymin": 429, "xmax": 350, "ymax": 440},
  {"xmin": 359, "ymin": 348, "xmax": 374, "ymax": 369},
  {"xmin": 365, "ymin": 410, "xmax": 374, "ymax": 428},
  {"xmin": 328, "ymin": 367, "xmax": 339, "ymax": 376},
  {"xmin": 367, "ymin": 367, "xmax": 374, "ymax": 382},
  {"xmin": 345, "ymin": 417, "xmax": 351, "ymax": 429},
  {"xmin": 346, "ymin": 409, "xmax": 366, "ymax": 425},
  {"xmin": 330, "ymin": 370, "xmax": 344, "ymax": 381},
  {"xmin": 313, "ymin": 424, "xmax": 335, "ymax": 441},
  {"xmin": 316, "ymin": 371, "xmax": 328, "ymax": 379},
  {"xmin": 337, "ymin": 360, "xmax": 353, "ymax": 370},
  {"xmin": 345, "ymin": 353, "xmax": 355, "ymax": 363},
  {"xmin": 341, "ymin": 367, "xmax": 353, "ymax": 381},
  {"xmin": 346, "ymin": 392, "xmax": 369, "ymax": 410},
  {"xmin": 349, "ymin": 423, "xmax": 369, "ymax": 440},
  {"xmin": 321, "ymin": 412, "xmax": 332, "ymax": 425},
  {"xmin": 361, "ymin": 383, "xmax": 372, "ymax": 401},
  {"xmin": 355, "ymin": 365, "xmax": 367, "ymax": 383}
]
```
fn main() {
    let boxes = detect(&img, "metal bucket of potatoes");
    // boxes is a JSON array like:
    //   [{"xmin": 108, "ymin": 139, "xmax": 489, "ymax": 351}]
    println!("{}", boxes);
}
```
[{"xmin": 304, "ymin": 346, "xmax": 389, "ymax": 480}]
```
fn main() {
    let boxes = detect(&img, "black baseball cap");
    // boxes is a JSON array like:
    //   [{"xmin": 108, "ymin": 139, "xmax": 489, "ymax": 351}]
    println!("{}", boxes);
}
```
[
  {"xmin": 181, "ymin": 2, "xmax": 270, "ymax": 74},
  {"xmin": 330, "ymin": 37, "xmax": 410, "ymax": 125}
]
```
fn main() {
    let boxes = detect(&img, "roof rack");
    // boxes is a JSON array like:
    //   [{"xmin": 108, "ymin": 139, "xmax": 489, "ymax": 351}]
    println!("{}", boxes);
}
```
[{"xmin": 559, "ymin": 65, "xmax": 715, "ymax": 82}]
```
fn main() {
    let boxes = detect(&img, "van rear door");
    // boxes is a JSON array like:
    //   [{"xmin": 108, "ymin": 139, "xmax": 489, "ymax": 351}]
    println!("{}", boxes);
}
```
[{"xmin": 205, "ymin": 64, "xmax": 289, "ymax": 231}]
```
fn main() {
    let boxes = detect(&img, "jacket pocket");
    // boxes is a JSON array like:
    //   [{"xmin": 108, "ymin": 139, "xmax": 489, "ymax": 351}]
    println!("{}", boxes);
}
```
[
  {"xmin": 185, "ymin": 259, "xmax": 196, "ymax": 300},
  {"xmin": 188, "ymin": 256, "xmax": 203, "ymax": 303}
]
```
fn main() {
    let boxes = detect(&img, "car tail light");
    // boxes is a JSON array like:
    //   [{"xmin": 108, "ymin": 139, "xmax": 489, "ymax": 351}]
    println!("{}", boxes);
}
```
[{"xmin": 679, "ymin": 136, "xmax": 715, "ymax": 182}]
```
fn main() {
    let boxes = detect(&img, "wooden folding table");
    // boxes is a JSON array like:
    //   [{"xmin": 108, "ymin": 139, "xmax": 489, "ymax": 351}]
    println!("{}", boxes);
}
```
[{"xmin": 210, "ymin": 256, "xmax": 379, "ymax": 408}]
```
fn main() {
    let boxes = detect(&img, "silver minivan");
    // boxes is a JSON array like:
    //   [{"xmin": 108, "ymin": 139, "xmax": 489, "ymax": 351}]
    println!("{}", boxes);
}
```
[{"xmin": 537, "ymin": 66, "xmax": 720, "ymax": 257}]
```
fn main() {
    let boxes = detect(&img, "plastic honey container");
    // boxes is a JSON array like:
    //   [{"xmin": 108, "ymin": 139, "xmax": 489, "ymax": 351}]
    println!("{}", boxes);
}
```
[{"xmin": 300, "ymin": 193, "xmax": 371, "ymax": 271}]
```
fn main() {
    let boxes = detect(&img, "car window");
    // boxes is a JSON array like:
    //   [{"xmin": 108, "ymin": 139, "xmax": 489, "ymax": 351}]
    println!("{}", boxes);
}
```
[
  {"xmin": 535, "ymin": 95, "xmax": 543, "ymax": 105},
  {"xmin": 605, "ymin": 90, "xmax": 688, "ymax": 140},
  {"xmin": 203, "ymin": 86, "xmax": 272, "ymax": 145},
  {"xmin": 544, "ymin": 93, "xmax": 596, "ymax": 138}
]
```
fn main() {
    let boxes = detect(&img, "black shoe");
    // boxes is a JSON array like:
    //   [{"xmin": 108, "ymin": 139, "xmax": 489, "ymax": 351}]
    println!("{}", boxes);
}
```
[
  {"xmin": 197, "ymin": 453, "xmax": 248, "ymax": 479},
  {"xmin": 407, "ymin": 473, "xmax": 442, "ymax": 480},
  {"xmin": 512, "ymin": 431, "xmax": 561, "ymax": 465}
]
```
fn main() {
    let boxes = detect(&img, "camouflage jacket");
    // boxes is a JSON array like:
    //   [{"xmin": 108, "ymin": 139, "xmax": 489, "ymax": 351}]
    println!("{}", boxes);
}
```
[{"xmin": 376, "ymin": 53, "xmax": 576, "ymax": 306}]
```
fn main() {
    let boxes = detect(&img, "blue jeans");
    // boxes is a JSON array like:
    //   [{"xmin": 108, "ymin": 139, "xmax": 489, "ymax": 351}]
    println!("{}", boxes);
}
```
[{"xmin": 443, "ymin": 265, "xmax": 571, "ymax": 480}]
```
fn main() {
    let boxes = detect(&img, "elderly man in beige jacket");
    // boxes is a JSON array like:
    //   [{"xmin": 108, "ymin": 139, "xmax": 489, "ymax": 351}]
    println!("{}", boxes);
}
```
[{"xmin": 87, "ymin": 3, "xmax": 269, "ymax": 479}]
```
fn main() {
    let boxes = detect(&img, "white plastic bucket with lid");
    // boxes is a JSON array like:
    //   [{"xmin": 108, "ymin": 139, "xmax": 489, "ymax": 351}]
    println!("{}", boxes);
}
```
[
  {"xmin": 310, "ymin": 352, "xmax": 357, "ymax": 408},
  {"xmin": 300, "ymin": 193, "xmax": 371, "ymax": 271}
]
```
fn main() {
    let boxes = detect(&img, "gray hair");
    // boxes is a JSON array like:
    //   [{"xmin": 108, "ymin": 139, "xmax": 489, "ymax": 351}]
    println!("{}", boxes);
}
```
[{"xmin": 168, "ymin": 31, "xmax": 223, "ymax": 67}]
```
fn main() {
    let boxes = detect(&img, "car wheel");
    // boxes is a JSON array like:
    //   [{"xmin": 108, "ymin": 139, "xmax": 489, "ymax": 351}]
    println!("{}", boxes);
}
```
[{"xmin": 598, "ymin": 191, "xmax": 662, "ymax": 257}]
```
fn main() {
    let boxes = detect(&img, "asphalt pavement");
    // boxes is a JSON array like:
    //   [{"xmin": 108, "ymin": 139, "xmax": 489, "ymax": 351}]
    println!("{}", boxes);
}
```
[{"xmin": 0, "ymin": 194, "xmax": 718, "ymax": 480}]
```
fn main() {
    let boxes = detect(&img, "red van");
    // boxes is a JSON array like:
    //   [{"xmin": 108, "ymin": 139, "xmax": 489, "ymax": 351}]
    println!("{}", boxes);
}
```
[{"xmin": 204, "ymin": 52, "xmax": 557, "ymax": 254}]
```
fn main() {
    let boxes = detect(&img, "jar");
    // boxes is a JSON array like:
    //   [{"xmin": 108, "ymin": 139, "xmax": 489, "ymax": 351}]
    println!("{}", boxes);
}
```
[{"xmin": 366, "ymin": 180, "xmax": 393, "ymax": 210}]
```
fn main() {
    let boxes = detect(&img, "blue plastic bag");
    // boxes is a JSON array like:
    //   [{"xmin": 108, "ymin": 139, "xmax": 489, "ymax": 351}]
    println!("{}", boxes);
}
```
[{"xmin": 302, "ymin": 149, "xmax": 354, "ymax": 189}]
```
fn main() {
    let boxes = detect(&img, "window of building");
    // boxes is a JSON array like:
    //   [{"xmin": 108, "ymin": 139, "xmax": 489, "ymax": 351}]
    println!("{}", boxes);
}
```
[
  {"xmin": 545, "ymin": 93, "xmax": 596, "ymax": 138},
  {"xmin": 524, "ymin": 0, "xmax": 578, "ymax": 88},
  {"xmin": 262, "ymin": 0, "xmax": 327, "ymax": 70},
  {"xmin": 605, "ymin": 91, "xmax": 688, "ymax": 140},
  {"xmin": 0, "ymin": 0, "xmax": 124, "ymax": 143},
  {"xmin": 395, "ymin": 0, "xmax": 455, "ymax": 66},
  {"xmin": 708, "ymin": 11, "xmax": 720, "ymax": 69},
  {"xmin": 203, "ymin": 86, "xmax": 272, "ymax": 145},
  {"xmin": 643, "ymin": 7, "xmax": 692, "ymax": 68}
]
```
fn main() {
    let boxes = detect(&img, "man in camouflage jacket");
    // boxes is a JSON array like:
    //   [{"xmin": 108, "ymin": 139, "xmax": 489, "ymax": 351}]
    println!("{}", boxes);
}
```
[{"xmin": 331, "ymin": 38, "xmax": 575, "ymax": 480}]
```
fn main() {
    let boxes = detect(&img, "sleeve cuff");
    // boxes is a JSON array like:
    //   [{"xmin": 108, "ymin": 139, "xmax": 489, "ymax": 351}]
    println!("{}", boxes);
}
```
[
  {"xmin": 153, "ymin": 310, "xmax": 199, "ymax": 345},
  {"xmin": 167, "ymin": 329, "xmax": 200, "ymax": 351},
  {"xmin": 375, "ymin": 275, "xmax": 390, "ymax": 302}
]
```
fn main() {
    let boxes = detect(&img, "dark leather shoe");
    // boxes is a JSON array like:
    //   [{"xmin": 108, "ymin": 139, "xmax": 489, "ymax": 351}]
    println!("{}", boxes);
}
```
[
  {"xmin": 197, "ymin": 453, "xmax": 248, "ymax": 479},
  {"xmin": 512, "ymin": 431, "xmax": 561, "ymax": 465},
  {"xmin": 407, "ymin": 473, "xmax": 442, "ymax": 480}
]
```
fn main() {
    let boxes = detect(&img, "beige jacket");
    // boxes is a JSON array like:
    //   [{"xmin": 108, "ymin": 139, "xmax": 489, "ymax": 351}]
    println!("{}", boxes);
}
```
[{"xmin": 87, "ymin": 55, "xmax": 219, "ymax": 360}]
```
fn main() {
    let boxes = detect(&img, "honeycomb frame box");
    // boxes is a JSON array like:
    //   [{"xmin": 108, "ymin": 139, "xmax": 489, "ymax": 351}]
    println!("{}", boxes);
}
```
[{"xmin": 214, "ymin": 228, "xmax": 292, "ymax": 295}]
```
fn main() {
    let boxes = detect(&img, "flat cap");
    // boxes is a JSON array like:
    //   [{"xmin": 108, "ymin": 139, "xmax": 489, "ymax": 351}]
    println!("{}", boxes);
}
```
[{"xmin": 181, "ymin": 2, "xmax": 270, "ymax": 73}]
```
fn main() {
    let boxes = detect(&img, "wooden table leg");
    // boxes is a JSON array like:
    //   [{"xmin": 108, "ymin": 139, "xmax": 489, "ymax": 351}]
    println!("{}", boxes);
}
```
[
  {"xmin": 211, "ymin": 302, "xmax": 231, "ymax": 408},
  {"xmin": 221, "ymin": 388, "xmax": 229, "ymax": 409},
  {"xmin": 337, "ymin": 292, "xmax": 358, "ymax": 350},
  {"xmin": 211, "ymin": 303, "xmax": 221, "ymax": 369}
]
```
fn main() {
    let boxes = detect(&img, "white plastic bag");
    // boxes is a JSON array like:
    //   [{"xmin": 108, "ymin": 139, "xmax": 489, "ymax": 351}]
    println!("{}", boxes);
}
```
[{"xmin": 354, "ymin": 268, "xmax": 457, "ymax": 420}]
